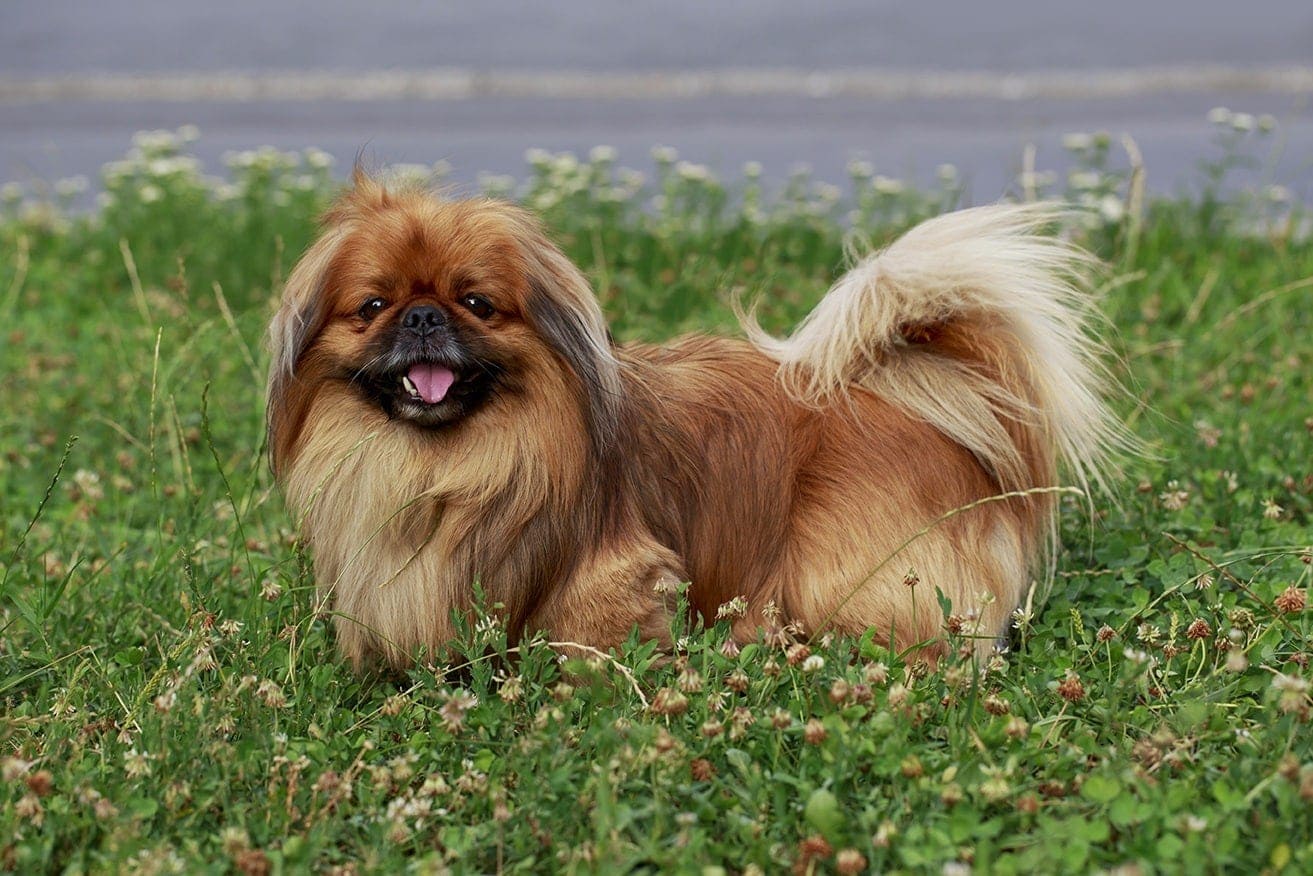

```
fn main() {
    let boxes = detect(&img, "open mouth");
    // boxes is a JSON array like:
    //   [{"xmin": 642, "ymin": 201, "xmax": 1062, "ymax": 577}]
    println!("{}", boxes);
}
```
[
  {"xmin": 399, "ymin": 362, "xmax": 457, "ymax": 406},
  {"xmin": 358, "ymin": 356, "xmax": 498, "ymax": 427}
]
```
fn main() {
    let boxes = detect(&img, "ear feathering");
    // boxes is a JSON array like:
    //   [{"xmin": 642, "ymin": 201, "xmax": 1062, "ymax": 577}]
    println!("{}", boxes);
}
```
[
  {"xmin": 266, "ymin": 223, "xmax": 351, "ymax": 475},
  {"xmin": 517, "ymin": 230, "xmax": 624, "ymax": 453}
]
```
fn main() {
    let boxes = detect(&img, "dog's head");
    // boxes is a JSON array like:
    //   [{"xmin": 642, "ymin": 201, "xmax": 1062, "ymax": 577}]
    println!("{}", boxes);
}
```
[{"xmin": 266, "ymin": 173, "xmax": 621, "ymax": 475}]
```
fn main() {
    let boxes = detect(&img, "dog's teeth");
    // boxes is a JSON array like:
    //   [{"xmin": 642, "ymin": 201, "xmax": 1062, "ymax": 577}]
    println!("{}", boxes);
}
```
[{"xmin": 401, "ymin": 375, "xmax": 419, "ymax": 398}]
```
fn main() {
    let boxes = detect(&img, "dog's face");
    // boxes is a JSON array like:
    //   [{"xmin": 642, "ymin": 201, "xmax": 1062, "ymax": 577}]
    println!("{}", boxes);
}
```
[
  {"xmin": 267, "ymin": 175, "xmax": 621, "ymax": 474},
  {"xmin": 311, "ymin": 201, "xmax": 533, "ymax": 430}
]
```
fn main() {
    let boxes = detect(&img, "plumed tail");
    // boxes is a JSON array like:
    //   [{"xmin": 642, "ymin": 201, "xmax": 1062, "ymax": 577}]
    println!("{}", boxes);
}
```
[{"xmin": 745, "ymin": 202, "xmax": 1128, "ymax": 501}]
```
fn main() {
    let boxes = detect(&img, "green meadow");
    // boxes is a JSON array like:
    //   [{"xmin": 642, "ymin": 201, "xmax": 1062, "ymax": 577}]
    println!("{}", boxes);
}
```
[{"xmin": 1, "ymin": 117, "xmax": 1311, "ymax": 873}]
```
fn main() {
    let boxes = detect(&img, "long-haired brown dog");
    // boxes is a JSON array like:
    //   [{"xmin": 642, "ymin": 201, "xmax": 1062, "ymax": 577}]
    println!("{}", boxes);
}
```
[{"xmin": 267, "ymin": 173, "xmax": 1121, "ymax": 671}]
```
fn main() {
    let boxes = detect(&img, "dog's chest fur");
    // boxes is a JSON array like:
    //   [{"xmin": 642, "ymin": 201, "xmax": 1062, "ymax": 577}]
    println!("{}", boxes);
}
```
[{"xmin": 282, "ymin": 386, "xmax": 581, "ymax": 669}]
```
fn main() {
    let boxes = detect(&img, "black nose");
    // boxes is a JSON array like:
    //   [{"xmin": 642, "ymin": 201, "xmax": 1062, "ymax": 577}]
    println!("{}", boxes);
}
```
[{"xmin": 402, "ymin": 305, "xmax": 446, "ymax": 336}]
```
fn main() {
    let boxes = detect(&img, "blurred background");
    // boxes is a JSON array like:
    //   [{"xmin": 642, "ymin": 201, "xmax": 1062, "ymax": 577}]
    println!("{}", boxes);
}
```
[{"xmin": 2, "ymin": 0, "xmax": 1311, "ymax": 201}]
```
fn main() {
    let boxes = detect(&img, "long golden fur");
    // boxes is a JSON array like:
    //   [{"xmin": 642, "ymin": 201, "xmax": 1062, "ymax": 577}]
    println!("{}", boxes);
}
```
[{"xmin": 267, "ymin": 173, "xmax": 1122, "ymax": 671}]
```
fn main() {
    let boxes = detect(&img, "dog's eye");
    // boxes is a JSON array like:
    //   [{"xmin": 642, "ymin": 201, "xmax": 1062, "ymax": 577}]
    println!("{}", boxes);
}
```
[
  {"xmin": 357, "ymin": 297, "xmax": 388, "ymax": 321},
  {"xmin": 459, "ymin": 294, "xmax": 495, "ymax": 320}
]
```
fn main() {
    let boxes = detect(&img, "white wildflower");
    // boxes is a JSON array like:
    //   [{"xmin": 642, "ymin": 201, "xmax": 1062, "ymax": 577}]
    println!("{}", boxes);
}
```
[
  {"xmin": 1062, "ymin": 132, "xmax": 1094, "ymax": 151},
  {"xmin": 650, "ymin": 145, "xmax": 679, "ymax": 164},
  {"xmin": 872, "ymin": 175, "xmax": 905, "ymax": 195}
]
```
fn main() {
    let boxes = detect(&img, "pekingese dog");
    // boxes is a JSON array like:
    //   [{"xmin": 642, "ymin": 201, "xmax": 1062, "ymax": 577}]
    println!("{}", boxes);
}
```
[{"xmin": 267, "ymin": 172, "xmax": 1121, "ymax": 671}]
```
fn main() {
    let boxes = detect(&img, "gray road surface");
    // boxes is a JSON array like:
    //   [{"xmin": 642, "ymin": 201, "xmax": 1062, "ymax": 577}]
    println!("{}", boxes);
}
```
[{"xmin": 2, "ymin": 1, "xmax": 1312, "ymax": 200}]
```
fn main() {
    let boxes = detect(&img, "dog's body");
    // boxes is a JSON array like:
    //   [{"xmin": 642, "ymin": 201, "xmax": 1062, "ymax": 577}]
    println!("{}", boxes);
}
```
[{"xmin": 269, "ymin": 177, "xmax": 1120, "ymax": 671}]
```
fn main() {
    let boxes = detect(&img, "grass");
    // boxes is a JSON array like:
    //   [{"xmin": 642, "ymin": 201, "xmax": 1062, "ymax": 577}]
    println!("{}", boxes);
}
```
[{"xmin": 1, "ymin": 117, "xmax": 1311, "ymax": 873}]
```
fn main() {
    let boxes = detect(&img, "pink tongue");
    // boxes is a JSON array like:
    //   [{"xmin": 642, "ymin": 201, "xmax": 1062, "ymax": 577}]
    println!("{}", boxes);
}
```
[{"xmin": 408, "ymin": 363, "xmax": 455, "ymax": 404}]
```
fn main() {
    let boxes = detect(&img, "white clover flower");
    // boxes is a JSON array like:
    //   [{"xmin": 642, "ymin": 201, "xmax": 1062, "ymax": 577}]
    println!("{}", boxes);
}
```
[
  {"xmin": 1206, "ymin": 106, "xmax": 1232, "ymax": 126},
  {"xmin": 846, "ymin": 159, "xmax": 874, "ymax": 178},
  {"xmin": 1230, "ymin": 112, "xmax": 1255, "ymax": 133},
  {"xmin": 1265, "ymin": 185, "xmax": 1291, "ymax": 203},
  {"xmin": 293, "ymin": 174, "xmax": 318, "ymax": 191},
  {"xmin": 431, "ymin": 159, "xmax": 452, "ymax": 179},
  {"xmin": 588, "ymin": 145, "xmax": 617, "ymax": 164},
  {"xmin": 54, "ymin": 176, "xmax": 89, "ymax": 197},
  {"xmin": 523, "ymin": 147, "xmax": 552, "ymax": 167},
  {"xmin": 1068, "ymin": 170, "xmax": 1102, "ymax": 191},
  {"xmin": 95, "ymin": 192, "xmax": 115, "ymax": 210},
  {"xmin": 478, "ymin": 173, "xmax": 516, "ymax": 197},
  {"xmin": 800, "ymin": 654, "xmax": 825, "ymax": 673},
  {"xmin": 1257, "ymin": 114, "xmax": 1277, "ymax": 133},
  {"xmin": 213, "ymin": 184, "xmax": 239, "ymax": 201},
  {"xmin": 650, "ymin": 145, "xmax": 679, "ymax": 164},
  {"xmin": 252, "ymin": 145, "xmax": 279, "ymax": 167},
  {"xmin": 1, "ymin": 182, "xmax": 22, "ymax": 203},
  {"xmin": 148, "ymin": 157, "xmax": 198, "ymax": 177},
  {"xmin": 872, "ymin": 175, "xmax": 905, "ymax": 195},
  {"xmin": 1159, "ymin": 484, "xmax": 1190, "ymax": 510},
  {"xmin": 101, "ymin": 160, "xmax": 137, "ymax": 183},
  {"xmin": 123, "ymin": 748, "xmax": 154, "ymax": 779},
  {"xmin": 223, "ymin": 150, "xmax": 257, "ymax": 170},
  {"xmin": 1098, "ymin": 193, "xmax": 1125, "ymax": 223},
  {"xmin": 1062, "ymin": 132, "xmax": 1094, "ymax": 151},
  {"xmin": 936, "ymin": 163, "xmax": 959, "ymax": 182},
  {"xmin": 139, "ymin": 184, "xmax": 163, "ymax": 204},
  {"xmin": 131, "ymin": 129, "xmax": 178, "ymax": 154},
  {"xmin": 716, "ymin": 596, "xmax": 749, "ymax": 620},
  {"xmin": 676, "ymin": 161, "xmax": 712, "ymax": 182},
  {"xmin": 1122, "ymin": 647, "xmax": 1152, "ymax": 664},
  {"xmin": 385, "ymin": 163, "xmax": 434, "ymax": 187},
  {"xmin": 550, "ymin": 152, "xmax": 579, "ymax": 174},
  {"xmin": 741, "ymin": 160, "xmax": 763, "ymax": 178},
  {"xmin": 304, "ymin": 147, "xmax": 335, "ymax": 169},
  {"xmin": 1273, "ymin": 673, "xmax": 1310, "ymax": 714},
  {"xmin": 814, "ymin": 183, "xmax": 841, "ymax": 203},
  {"xmin": 618, "ymin": 168, "xmax": 646, "ymax": 190},
  {"xmin": 529, "ymin": 190, "xmax": 561, "ymax": 211}
]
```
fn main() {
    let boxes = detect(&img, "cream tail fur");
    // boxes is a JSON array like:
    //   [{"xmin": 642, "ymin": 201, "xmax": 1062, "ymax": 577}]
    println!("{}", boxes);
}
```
[{"xmin": 746, "ymin": 202, "xmax": 1126, "ymax": 555}]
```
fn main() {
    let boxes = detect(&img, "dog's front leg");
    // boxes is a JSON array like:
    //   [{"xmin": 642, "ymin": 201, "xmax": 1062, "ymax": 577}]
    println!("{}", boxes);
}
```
[{"xmin": 530, "ymin": 539, "xmax": 685, "ymax": 651}]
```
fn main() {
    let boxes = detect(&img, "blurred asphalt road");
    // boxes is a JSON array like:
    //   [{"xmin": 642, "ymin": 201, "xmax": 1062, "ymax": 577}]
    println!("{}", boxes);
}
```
[{"xmin": 2, "ymin": 0, "xmax": 1312, "ymax": 199}]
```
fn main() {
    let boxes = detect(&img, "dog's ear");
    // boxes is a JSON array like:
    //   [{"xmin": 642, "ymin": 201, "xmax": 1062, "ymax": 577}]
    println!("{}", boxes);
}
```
[
  {"xmin": 521, "ymin": 241, "xmax": 623, "ymax": 453},
  {"xmin": 267, "ymin": 169, "xmax": 398, "ymax": 473},
  {"xmin": 266, "ymin": 224, "xmax": 349, "ymax": 475}
]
